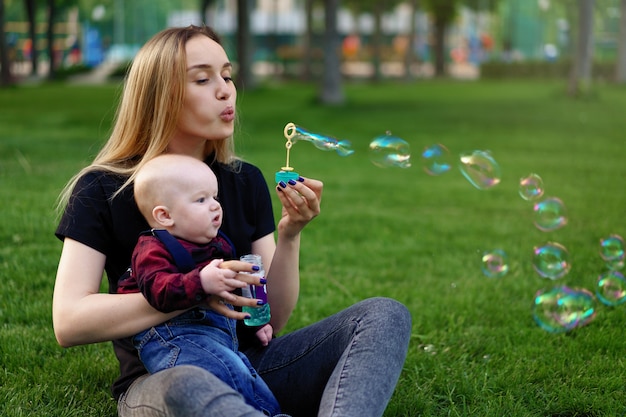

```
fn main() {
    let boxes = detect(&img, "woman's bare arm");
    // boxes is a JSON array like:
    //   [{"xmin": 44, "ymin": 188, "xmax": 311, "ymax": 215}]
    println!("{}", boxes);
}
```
[
  {"xmin": 254, "ymin": 177, "xmax": 323, "ymax": 333},
  {"xmin": 52, "ymin": 238, "xmax": 180, "ymax": 347}
]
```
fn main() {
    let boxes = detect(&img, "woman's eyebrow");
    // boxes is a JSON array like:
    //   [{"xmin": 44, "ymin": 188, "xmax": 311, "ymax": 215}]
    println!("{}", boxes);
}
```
[{"xmin": 187, "ymin": 63, "xmax": 232, "ymax": 72}]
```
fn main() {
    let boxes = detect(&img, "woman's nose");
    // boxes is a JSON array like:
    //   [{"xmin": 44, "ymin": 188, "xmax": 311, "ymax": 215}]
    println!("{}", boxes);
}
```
[{"xmin": 216, "ymin": 81, "xmax": 231, "ymax": 100}]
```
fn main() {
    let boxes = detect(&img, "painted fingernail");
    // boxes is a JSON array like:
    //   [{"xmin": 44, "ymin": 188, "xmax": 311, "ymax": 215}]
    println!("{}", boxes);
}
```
[
  {"xmin": 276, "ymin": 186, "xmax": 283, "ymax": 192},
  {"xmin": 257, "ymin": 300, "xmax": 266, "ymax": 305},
  {"xmin": 245, "ymin": 315, "xmax": 252, "ymax": 319},
  {"xmin": 252, "ymin": 265, "xmax": 260, "ymax": 271},
  {"xmin": 260, "ymin": 278, "xmax": 267, "ymax": 284},
  {"xmin": 288, "ymin": 179, "xmax": 297, "ymax": 186},
  {"xmin": 298, "ymin": 176, "xmax": 305, "ymax": 182},
  {"xmin": 278, "ymin": 181, "xmax": 287, "ymax": 188}
]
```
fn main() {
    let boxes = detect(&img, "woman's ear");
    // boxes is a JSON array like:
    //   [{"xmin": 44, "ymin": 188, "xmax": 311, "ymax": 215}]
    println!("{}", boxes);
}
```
[{"xmin": 152, "ymin": 205, "xmax": 174, "ymax": 228}]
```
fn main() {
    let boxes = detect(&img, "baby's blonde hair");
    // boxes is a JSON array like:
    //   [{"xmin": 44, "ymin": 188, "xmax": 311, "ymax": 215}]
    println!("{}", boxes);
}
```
[{"xmin": 134, "ymin": 154, "xmax": 216, "ymax": 227}]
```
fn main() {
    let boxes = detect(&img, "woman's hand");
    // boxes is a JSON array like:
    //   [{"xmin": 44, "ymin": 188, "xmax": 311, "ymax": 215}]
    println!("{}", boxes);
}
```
[
  {"xmin": 275, "ymin": 176, "xmax": 323, "ymax": 238},
  {"xmin": 204, "ymin": 260, "xmax": 268, "ymax": 320}
]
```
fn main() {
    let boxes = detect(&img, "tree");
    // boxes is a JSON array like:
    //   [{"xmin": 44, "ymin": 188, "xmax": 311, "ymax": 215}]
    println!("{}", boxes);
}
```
[
  {"xmin": 319, "ymin": 0, "xmax": 344, "ymax": 104},
  {"xmin": 46, "ymin": 0, "xmax": 58, "ymax": 80},
  {"xmin": 199, "ymin": 0, "xmax": 215, "ymax": 24},
  {"xmin": 0, "ymin": 0, "xmax": 13, "ymax": 86},
  {"xmin": 24, "ymin": 0, "xmax": 39, "ymax": 76},
  {"xmin": 422, "ymin": 0, "xmax": 460, "ymax": 77},
  {"xmin": 402, "ymin": 0, "xmax": 418, "ymax": 82},
  {"xmin": 371, "ymin": 0, "xmax": 384, "ymax": 81},
  {"xmin": 568, "ymin": 0, "xmax": 595, "ymax": 96},
  {"xmin": 236, "ymin": 0, "xmax": 255, "ymax": 90},
  {"xmin": 344, "ymin": 0, "xmax": 403, "ymax": 82},
  {"xmin": 422, "ymin": 0, "xmax": 500, "ymax": 77},
  {"xmin": 301, "ymin": 0, "xmax": 315, "ymax": 81},
  {"xmin": 617, "ymin": 0, "xmax": 626, "ymax": 83}
]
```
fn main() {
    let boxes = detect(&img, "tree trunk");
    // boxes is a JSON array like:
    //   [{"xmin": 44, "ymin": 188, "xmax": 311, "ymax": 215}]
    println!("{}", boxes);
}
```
[
  {"xmin": 236, "ymin": 0, "xmax": 256, "ymax": 90},
  {"xmin": 616, "ymin": 0, "xmax": 626, "ymax": 83},
  {"xmin": 301, "ymin": 0, "xmax": 314, "ymax": 81},
  {"xmin": 403, "ymin": 0, "xmax": 418, "ymax": 81},
  {"xmin": 25, "ymin": 0, "xmax": 38, "ymax": 76},
  {"xmin": 371, "ymin": 0, "xmax": 384, "ymax": 82},
  {"xmin": 319, "ymin": 0, "xmax": 344, "ymax": 105},
  {"xmin": 47, "ymin": 0, "xmax": 57, "ymax": 80},
  {"xmin": 200, "ymin": 0, "xmax": 215, "ymax": 24},
  {"xmin": 0, "ymin": 0, "xmax": 13, "ymax": 86},
  {"xmin": 433, "ymin": 17, "xmax": 446, "ymax": 77},
  {"xmin": 568, "ymin": 0, "xmax": 594, "ymax": 96}
]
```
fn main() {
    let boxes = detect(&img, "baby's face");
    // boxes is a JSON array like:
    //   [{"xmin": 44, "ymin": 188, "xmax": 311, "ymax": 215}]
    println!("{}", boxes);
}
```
[{"xmin": 167, "ymin": 168, "xmax": 222, "ymax": 244}]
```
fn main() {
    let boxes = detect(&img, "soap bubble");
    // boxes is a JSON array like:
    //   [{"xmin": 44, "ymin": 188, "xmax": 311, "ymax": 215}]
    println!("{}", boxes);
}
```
[
  {"xmin": 600, "ymin": 235, "xmax": 624, "ymax": 266},
  {"xmin": 519, "ymin": 173, "xmax": 544, "ymax": 201},
  {"xmin": 596, "ymin": 271, "xmax": 626, "ymax": 306},
  {"xmin": 422, "ymin": 144, "xmax": 451, "ymax": 175},
  {"xmin": 368, "ymin": 132, "xmax": 411, "ymax": 168},
  {"xmin": 481, "ymin": 249, "xmax": 510, "ymax": 278},
  {"xmin": 533, "ymin": 197, "xmax": 567, "ymax": 232},
  {"xmin": 533, "ymin": 242, "xmax": 571, "ymax": 280},
  {"xmin": 532, "ymin": 286, "xmax": 596, "ymax": 333},
  {"xmin": 600, "ymin": 234, "xmax": 625, "ymax": 270},
  {"xmin": 458, "ymin": 150, "xmax": 501, "ymax": 190},
  {"xmin": 291, "ymin": 125, "xmax": 354, "ymax": 156}
]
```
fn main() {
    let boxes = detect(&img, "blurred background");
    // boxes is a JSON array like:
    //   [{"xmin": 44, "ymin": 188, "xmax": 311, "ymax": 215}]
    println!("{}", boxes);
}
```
[{"xmin": 1, "ymin": 0, "xmax": 625, "ymax": 97}]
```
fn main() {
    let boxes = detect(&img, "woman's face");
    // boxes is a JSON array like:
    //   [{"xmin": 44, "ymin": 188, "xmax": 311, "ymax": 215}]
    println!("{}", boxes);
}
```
[{"xmin": 172, "ymin": 35, "xmax": 237, "ymax": 145}]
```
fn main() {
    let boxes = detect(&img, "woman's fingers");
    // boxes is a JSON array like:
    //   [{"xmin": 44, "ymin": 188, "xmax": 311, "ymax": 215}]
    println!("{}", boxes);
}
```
[{"xmin": 207, "ymin": 294, "xmax": 265, "ymax": 320}]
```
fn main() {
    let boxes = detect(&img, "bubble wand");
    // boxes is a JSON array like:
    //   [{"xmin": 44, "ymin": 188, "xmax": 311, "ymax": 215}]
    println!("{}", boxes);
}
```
[
  {"xmin": 275, "ymin": 122, "xmax": 300, "ymax": 184},
  {"xmin": 275, "ymin": 122, "xmax": 354, "ymax": 183}
]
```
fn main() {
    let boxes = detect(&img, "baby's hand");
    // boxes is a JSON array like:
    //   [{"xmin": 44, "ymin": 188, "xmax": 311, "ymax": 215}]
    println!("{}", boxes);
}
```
[
  {"xmin": 199, "ymin": 259, "xmax": 242, "ymax": 299},
  {"xmin": 255, "ymin": 324, "xmax": 273, "ymax": 347}
]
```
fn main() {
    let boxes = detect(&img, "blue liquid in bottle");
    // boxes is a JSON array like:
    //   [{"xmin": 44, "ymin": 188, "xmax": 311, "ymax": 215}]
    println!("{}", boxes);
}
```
[{"xmin": 240, "ymin": 254, "xmax": 271, "ymax": 326}]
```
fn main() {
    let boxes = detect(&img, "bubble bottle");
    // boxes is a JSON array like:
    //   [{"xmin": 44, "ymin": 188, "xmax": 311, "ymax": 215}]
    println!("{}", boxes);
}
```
[{"xmin": 240, "ymin": 254, "xmax": 271, "ymax": 326}]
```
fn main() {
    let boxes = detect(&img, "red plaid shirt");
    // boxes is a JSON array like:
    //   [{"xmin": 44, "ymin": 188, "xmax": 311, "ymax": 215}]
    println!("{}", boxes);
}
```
[{"xmin": 118, "ymin": 233, "xmax": 234, "ymax": 312}]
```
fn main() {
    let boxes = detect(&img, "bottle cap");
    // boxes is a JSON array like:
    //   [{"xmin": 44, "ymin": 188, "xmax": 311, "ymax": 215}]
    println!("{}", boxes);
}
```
[{"xmin": 275, "ymin": 170, "xmax": 300, "ymax": 184}]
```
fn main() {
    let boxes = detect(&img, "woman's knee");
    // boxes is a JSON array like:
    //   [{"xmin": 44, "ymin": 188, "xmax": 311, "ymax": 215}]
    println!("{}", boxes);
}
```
[
  {"xmin": 360, "ymin": 297, "xmax": 411, "ymax": 328},
  {"xmin": 357, "ymin": 297, "xmax": 412, "ymax": 348}
]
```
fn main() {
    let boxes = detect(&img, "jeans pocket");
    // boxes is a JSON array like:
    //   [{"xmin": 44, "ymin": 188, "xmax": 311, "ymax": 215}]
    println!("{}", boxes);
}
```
[{"xmin": 136, "ymin": 328, "xmax": 181, "ymax": 373}]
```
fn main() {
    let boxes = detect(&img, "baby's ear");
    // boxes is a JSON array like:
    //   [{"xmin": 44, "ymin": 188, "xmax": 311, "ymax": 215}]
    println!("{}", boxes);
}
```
[{"xmin": 152, "ymin": 206, "xmax": 174, "ymax": 227}]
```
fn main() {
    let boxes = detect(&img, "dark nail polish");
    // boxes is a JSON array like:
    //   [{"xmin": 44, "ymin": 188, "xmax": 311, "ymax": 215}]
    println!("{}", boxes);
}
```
[
  {"xmin": 278, "ymin": 181, "xmax": 287, "ymax": 188},
  {"xmin": 288, "ymin": 179, "xmax": 297, "ymax": 186},
  {"xmin": 252, "ymin": 265, "xmax": 260, "ymax": 271},
  {"xmin": 245, "ymin": 315, "xmax": 252, "ymax": 319},
  {"xmin": 298, "ymin": 176, "xmax": 305, "ymax": 182},
  {"xmin": 260, "ymin": 278, "xmax": 267, "ymax": 284},
  {"xmin": 257, "ymin": 300, "xmax": 265, "ymax": 305}
]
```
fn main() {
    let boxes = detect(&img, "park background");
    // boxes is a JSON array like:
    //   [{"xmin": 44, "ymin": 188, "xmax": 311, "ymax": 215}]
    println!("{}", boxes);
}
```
[{"xmin": 1, "ymin": 1, "xmax": 626, "ymax": 416}]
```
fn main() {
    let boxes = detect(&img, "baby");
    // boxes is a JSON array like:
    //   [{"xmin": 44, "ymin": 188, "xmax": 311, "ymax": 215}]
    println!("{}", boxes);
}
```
[{"xmin": 117, "ymin": 153, "xmax": 279, "ymax": 415}]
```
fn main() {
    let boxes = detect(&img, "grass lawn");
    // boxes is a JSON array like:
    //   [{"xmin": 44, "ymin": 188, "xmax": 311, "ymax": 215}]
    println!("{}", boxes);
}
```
[{"xmin": 1, "ymin": 78, "xmax": 625, "ymax": 416}]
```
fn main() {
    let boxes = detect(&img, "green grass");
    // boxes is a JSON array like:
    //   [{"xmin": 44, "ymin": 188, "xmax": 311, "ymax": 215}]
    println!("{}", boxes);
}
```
[{"xmin": 1, "ymin": 79, "xmax": 626, "ymax": 416}]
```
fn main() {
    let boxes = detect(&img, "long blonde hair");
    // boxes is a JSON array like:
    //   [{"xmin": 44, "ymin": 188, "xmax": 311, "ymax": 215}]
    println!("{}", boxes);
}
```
[{"xmin": 58, "ymin": 25, "xmax": 237, "ymax": 209}]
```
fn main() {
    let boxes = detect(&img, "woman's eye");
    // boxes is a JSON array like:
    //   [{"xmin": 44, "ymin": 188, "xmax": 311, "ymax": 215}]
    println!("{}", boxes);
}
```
[
  {"xmin": 223, "ymin": 76, "xmax": 233, "ymax": 83},
  {"xmin": 196, "ymin": 78, "xmax": 209, "ymax": 85}
]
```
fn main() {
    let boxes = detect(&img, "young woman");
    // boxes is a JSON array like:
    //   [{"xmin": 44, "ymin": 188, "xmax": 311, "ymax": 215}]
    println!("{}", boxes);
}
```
[{"xmin": 53, "ymin": 25, "xmax": 411, "ymax": 417}]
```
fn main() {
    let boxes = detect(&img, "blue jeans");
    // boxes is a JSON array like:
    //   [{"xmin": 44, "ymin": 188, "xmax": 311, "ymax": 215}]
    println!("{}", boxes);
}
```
[
  {"xmin": 119, "ymin": 297, "xmax": 411, "ymax": 417},
  {"xmin": 132, "ymin": 308, "xmax": 280, "ymax": 416}
]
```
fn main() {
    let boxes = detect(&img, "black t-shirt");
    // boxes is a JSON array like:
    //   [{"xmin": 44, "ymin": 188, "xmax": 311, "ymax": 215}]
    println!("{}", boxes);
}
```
[{"xmin": 55, "ymin": 157, "xmax": 276, "ymax": 400}]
